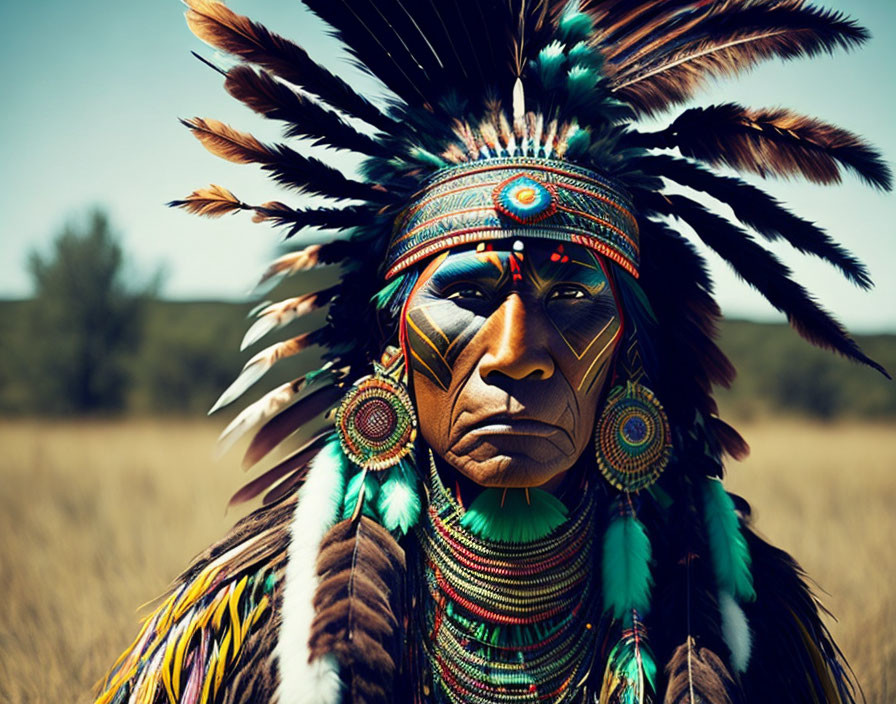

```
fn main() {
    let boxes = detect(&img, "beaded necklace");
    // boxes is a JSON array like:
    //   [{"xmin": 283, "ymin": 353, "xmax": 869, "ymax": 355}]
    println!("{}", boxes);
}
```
[{"xmin": 412, "ymin": 454, "xmax": 600, "ymax": 704}]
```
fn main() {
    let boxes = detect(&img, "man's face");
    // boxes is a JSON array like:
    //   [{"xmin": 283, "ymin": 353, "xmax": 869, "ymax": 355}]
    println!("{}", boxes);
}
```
[{"xmin": 403, "ymin": 240, "xmax": 623, "ymax": 488}]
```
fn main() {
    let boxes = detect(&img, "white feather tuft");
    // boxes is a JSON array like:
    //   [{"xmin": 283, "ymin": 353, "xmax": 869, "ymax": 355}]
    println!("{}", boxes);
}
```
[
  {"xmin": 275, "ymin": 440, "xmax": 347, "ymax": 704},
  {"xmin": 719, "ymin": 590, "xmax": 753, "ymax": 674}
]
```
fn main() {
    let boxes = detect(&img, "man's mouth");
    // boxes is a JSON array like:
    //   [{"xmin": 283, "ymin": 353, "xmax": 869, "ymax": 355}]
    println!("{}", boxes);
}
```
[{"xmin": 465, "ymin": 415, "xmax": 565, "ymax": 438}]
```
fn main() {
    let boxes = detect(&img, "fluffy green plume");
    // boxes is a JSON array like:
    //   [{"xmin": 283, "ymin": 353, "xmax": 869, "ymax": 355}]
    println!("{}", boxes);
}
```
[
  {"xmin": 564, "ymin": 124, "xmax": 591, "ymax": 159},
  {"xmin": 602, "ymin": 511, "xmax": 653, "ymax": 619},
  {"xmin": 341, "ymin": 468, "xmax": 380, "ymax": 521},
  {"xmin": 703, "ymin": 478, "xmax": 756, "ymax": 602},
  {"xmin": 568, "ymin": 41, "xmax": 603, "ymax": 69},
  {"xmin": 376, "ymin": 458, "xmax": 421, "ymax": 535},
  {"xmin": 534, "ymin": 41, "xmax": 567, "ymax": 90},
  {"xmin": 557, "ymin": 5, "xmax": 594, "ymax": 44},
  {"xmin": 600, "ymin": 613, "xmax": 657, "ymax": 704},
  {"xmin": 460, "ymin": 488, "xmax": 568, "ymax": 544},
  {"xmin": 567, "ymin": 65, "xmax": 601, "ymax": 112}
]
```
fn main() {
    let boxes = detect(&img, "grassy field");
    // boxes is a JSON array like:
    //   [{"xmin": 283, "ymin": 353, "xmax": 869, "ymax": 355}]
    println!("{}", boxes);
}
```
[{"xmin": 1, "ymin": 418, "xmax": 894, "ymax": 703}]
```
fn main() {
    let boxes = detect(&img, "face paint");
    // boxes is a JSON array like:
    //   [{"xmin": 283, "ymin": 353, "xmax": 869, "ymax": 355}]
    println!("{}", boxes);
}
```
[{"xmin": 404, "ymin": 240, "xmax": 623, "ymax": 489}]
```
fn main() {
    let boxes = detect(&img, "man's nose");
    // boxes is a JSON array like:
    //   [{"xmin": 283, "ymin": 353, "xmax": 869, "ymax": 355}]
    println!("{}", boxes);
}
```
[{"xmin": 479, "ymin": 293, "xmax": 556, "ymax": 381}]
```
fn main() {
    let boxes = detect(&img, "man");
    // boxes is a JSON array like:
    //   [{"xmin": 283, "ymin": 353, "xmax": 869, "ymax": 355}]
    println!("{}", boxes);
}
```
[{"xmin": 95, "ymin": 1, "xmax": 889, "ymax": 702}]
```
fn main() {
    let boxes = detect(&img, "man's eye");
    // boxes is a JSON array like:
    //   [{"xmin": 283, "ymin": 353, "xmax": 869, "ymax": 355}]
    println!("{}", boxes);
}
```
[
  {"xmin": 444, "ymin": 285, "xmax": 487, "ymax": 301},
  {"xmin": 547, "ymin": 284, "xmax": 588, "ymax": 301}
]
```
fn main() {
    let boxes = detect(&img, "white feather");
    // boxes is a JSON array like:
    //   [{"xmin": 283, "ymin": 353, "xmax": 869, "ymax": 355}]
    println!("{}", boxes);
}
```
[
  {"xmin": 512, "ymin": 77, "xmax": 525, "ymax": 124},
  {"xmin": 719, "ymin": 590, "xmax": 753, "ymax": 674},
  {"xmin": 275, "ymin": 443, "xmax": 346, "ymax": 704}
]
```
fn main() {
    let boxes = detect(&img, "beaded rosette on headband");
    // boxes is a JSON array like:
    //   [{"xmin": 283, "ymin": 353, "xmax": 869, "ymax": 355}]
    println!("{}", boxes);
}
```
[{"xmin": 93, "ymin": 2, "xmax": 891, "ymax": 704}]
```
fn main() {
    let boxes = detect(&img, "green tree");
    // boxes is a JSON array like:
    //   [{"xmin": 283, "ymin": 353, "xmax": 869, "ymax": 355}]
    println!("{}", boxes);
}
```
[{"xmin": 26, "ymin": 209, "xmax": 157, "ymax": 413}]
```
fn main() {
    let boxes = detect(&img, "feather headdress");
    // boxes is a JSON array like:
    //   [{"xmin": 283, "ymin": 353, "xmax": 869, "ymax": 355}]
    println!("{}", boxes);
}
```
[{"xmin": 96, "ymin": 1, "xmax": 888, "ymax": 703}]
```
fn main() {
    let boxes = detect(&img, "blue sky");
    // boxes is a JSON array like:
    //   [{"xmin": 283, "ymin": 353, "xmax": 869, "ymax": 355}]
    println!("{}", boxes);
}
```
[{"xmin": 1, "ymin": 1, "xmax": 894, "ymax": 331}]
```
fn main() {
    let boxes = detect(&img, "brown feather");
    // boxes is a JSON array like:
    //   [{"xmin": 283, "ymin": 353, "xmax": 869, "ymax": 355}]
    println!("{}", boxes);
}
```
[
  {"xmin": 664, "ymin": 638, "xmax": 735, "ymax": 704},
  {"xmin": 182, "ymin": 116, "xmax": 268, "ymax": 164},
  {"xmin": 637, "ymin": 104, "xmax": 891, "ymax": 189},
  {"xmin": 184, "ymin": 0, "xmax": 393, "ymax": 132},
  {"xmin": 242, "ymin": 384, "xmax": 343, "ymax": 469},
  {"xmin": 309, "ymin": 517, "xmax": 406, "ymax": 704},
  {"xmin": 708, "ymin": 416, "xmax": 750, "ymax": 462},
  {"xmin": 228, "ymin": 431, "xmax": 329, "ymax": 507},
  {"xmin": 168, "ymin": 184, "xmax": 248, "ymax": 218}
]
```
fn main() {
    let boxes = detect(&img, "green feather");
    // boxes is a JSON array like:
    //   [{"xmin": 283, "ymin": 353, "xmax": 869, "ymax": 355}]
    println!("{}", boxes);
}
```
[
  {"xmin": 601, "ymin": 613, "xmax": 657, "ymax": 704},
  {"xmin": 459, "ymin": 488, "xmax": 568, "ymax": 544},
  {"xmin": 341, "ymin": 468, "xmax": 379, "ymax": 521},
  {"xmin": 557, "ymin": 8, "xmax": 594, "ymax": 44},
  {"xmin": 703, "ymin": 478, "xmax": 756, "ymax": 602},
  {"xmin": 408, "ymin": 146, "xmax": 447, "ymax": 169},
  {"xmin": 568, "ymin": 41, "xmax": 603, "ymax": 69},
  {"xmin": 602, "ymin": 510, "xmax": 653, "ymax": 619},
  {"xmin": 534, "ymin": 41, "xmax": 567, "ymax": 90},
  {"xmin": 371, "ymin": 275, "xmax": 404, "ymax": 310},
  {"xmin": 564, "ymin": 123, "xmax": 591, "ymax": 159},
  {"xmin": 376, "ymin": 458, "xmax": 421, "ymax": 535}
]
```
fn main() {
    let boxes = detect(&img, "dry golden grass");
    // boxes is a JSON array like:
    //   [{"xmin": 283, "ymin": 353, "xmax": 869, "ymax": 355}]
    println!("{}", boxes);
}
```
[{"xmin": 1, "ymin": 418, "xmax": 894, "ymax": 703}]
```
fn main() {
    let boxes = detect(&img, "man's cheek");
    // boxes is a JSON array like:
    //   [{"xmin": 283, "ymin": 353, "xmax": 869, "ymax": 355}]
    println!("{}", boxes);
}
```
[{"xmin": 405, "ymin": 302, "xmax": 481, "ymax": 390}]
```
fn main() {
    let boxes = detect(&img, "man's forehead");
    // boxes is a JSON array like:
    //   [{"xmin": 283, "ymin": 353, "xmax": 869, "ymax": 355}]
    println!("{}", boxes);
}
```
[{"xmin": 430, "ymin": 241, "xmax": 605, "ymax": 276}]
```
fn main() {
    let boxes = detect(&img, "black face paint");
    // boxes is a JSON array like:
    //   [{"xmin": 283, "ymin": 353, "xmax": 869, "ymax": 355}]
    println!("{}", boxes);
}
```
[{"xmin": 405, "ymin": 242, "xmax": 620, "ymax": 393}]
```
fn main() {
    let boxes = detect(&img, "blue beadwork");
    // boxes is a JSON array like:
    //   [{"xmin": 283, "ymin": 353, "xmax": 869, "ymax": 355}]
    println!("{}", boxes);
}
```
[
  {"xmin": 494, "ymin": 175, "xmax": 554, "ymax": 222},
  {"xmin": 623, "ymin": 416, "xmax": 648, "ymax": 444}
]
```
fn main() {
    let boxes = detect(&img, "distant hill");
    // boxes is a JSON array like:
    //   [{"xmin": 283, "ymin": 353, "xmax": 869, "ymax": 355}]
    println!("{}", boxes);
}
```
[{"xmin": 0, "ymin": 300, "xmax": 893, "ymax": 418}]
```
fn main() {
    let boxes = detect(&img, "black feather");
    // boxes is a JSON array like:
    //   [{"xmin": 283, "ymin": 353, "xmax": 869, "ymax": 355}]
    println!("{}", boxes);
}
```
[
  {"xmin": 185, "ymin": 0, "xmax": 396, "ymax": 132},
  {"xmin": 741, "ymin": 527, "xmax": 860, "ymax": 704},
  {"xmin": 642, "ymin": 192, "xmax": 888, "ymax": 377},
  {"xmin": 628, "ymin": 104, "xmax": 892, "ymax": 190},
  {"xmin": 225, "ymin": 66, "xmax": 390, "ymax": 158},
  {"xmin": 251, "ymin": 203, "xmax": 377, "ymax": 239},
  {"xmin": 635, "ymin": 153, "xmax": 872, "ymax": 288}
]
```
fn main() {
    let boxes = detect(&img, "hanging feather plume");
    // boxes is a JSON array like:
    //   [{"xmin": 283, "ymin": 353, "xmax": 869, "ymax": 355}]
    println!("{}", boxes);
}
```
[
  {"xmin": 184, "ymin": 0, "xmax": 394, "ymax": 132},
  {"xmin": 630, "ymin": 104, "xmax": 892, "ymax": 190},
  {"xmin": 342, "ymin": 469, "xmax": 380, "ymax": 522},
  {"xmin": 241, "ymin": 287, "xmax": 338, "ymax": 351},
  {"xmin": 228, "ymin": 431, "xmax": 330, "ymax": 507},
  {"xmin": 243, "ymin": 384, "xmax": 343, "ymax": 470},
  {"xmin": 224, "ymin": 65, "xmax": 390, "ymax": 157},
  {"xmin": 375, "ymin": 458, "xmax": 421, "ymax": 536},
  {"xmin": 717, "ymin": 591, "xmax": 752, "ymax": 675},
  {"xmin": 663, "ymin": 637, "xmax": 735, "ymax": 704},
  {"xmin": 602, "ymin": 498, "xmax": 653, "ymax": 619},
  {"xmin": 181, "ymin": 117, "xmax": 390, "ymax": 202},
  {"xmin": 310, "ymin": 516, "xmax": 406, "ymax": 704},
  {"xmin": 167, "ymin": 183, "xmax": 249, "ymax": 218},
  {"xmin": 702, "ymin": 479, "xmax": 755, "ymax": 603},
  {"xmin": 599, "ymin": 611, "xmax": 657, "ymax": 704},
  {"xmin": 275, "ymin": 438, "xmax": 348, "ymax": 704}
]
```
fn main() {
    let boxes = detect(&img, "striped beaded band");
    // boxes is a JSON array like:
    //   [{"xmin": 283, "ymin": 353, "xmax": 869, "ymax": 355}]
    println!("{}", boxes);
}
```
[{"xmin": 385, "ymin": 157, "xmax": 639, "ymax": 280}]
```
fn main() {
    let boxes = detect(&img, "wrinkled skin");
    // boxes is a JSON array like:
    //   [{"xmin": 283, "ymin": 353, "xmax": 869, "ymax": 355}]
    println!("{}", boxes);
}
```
[{"xmin": 403, "ymin": 240, "xmax": 623, "ymax": 489}]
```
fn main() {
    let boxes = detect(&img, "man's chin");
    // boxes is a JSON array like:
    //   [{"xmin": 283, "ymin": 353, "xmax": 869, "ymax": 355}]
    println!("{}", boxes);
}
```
[{"xmin": 444, "ymin": 437, "xmax": 575, "ymax": 488}]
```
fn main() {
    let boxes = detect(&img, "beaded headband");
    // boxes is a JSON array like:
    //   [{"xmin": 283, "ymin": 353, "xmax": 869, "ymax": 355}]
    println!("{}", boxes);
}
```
[{"xmin": 384, "ymin": 157, "xmax": 640, "ymax": 280}]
